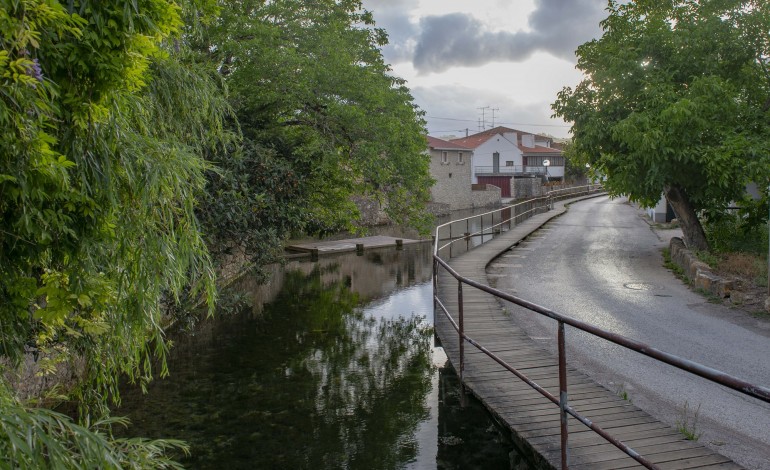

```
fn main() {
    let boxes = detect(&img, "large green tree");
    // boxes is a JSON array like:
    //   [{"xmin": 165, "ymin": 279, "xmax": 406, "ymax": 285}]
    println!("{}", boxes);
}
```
[
  {"xmin": 1, "ymin": 0, "xmax": 230, "ymax": 464},
  {"xmin": 553, "ymin": 0, "xmax": 770, "ymax": 250},
  {"xmin": 194, "ymin": 0, "xmax": 432, "ymax": 266}
]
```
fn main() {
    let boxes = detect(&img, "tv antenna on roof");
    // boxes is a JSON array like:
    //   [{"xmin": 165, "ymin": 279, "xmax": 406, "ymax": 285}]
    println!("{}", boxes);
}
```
[{"xmin": 477, "ymin": 106, "xmax": 490, "ymax": 131}]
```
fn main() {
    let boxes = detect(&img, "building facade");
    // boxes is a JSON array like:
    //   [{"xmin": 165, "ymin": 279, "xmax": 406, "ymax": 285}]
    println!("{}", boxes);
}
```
[
  {"xmin": 450, "ymin": 127, "xmax": 566, "ymax": 198},
  {"xmin": 426, "ymin": 136, "xmax": 501, "ymax": 210}
]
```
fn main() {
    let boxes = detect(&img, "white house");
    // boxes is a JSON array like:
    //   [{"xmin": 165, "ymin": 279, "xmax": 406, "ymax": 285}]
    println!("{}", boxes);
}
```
[{"xmin": 450, "ymin": 127, "xmax": 565, "ymax": 198}]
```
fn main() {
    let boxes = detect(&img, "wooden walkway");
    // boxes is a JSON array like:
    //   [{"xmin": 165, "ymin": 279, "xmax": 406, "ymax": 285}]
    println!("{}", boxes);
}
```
[
  {"xmin": 286, "ymin": 235, "xmax": 422, "ymax": 255},
  {"xmin": 434, "ymin": 196, "xmax": 741, "ymax": 470}
]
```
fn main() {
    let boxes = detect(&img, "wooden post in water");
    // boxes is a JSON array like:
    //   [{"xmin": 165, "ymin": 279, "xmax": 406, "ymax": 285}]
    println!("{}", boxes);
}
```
[
  {"xmin": 356, "ymin": 243, "xmax": 364, "ymax": 255},
  {"xmin": 395, "ymin": 239, "xmax": 403, "ymax": 250},
  {"xmin": 310, "ymin": 248, "xmax": 319, "ymax": 261}
]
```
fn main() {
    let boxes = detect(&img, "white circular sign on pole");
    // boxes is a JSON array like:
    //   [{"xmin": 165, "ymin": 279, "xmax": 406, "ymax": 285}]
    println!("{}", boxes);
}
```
[{"xmin": 543, "ymin": 159, "xmax": 550, "ymax": 167}]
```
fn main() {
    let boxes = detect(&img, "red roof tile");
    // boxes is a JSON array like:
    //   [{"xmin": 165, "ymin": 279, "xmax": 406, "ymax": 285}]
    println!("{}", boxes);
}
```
[
  {"xmin": 449, "ymin": 126, "xmax": 557, "ymax": 149},
  {"xmin": 427, "ymin": 135, "xmax": 473, "ymax": 151}
]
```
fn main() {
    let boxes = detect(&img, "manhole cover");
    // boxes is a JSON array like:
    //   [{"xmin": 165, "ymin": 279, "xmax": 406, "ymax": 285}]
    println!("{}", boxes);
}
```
[{"xmin": 623, "ymin": 282, "xmax": 657, "ymax": 291}]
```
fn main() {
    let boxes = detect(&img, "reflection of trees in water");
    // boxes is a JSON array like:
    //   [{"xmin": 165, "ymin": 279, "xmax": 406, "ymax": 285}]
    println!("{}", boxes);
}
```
[
  {"xmin": 436, "ymin": 363, "xmax": 520, "ymax": 470},
  {"xmin": 117, "ymin": 265, "xmax": 435, "ymax": 469}
]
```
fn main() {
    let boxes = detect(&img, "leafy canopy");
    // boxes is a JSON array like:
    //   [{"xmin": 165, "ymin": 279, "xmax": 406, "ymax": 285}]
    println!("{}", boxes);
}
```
[
  {"xmin": 553, "ymin": 0, "xmax": 770, "ymax": 249},
  {"xmin": 195, "ymin": 0, "xmax": 432, "ymax": 256},
  {"xmin": 0, "ymin": 0, "xmax": 229, "ymax": 419}
]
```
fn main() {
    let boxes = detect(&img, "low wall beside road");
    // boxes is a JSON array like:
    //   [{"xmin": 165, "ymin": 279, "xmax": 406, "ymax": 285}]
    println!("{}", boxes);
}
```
[{"xmin": 668, "ymin": 237, "xmax": 734, "ymax": 298}]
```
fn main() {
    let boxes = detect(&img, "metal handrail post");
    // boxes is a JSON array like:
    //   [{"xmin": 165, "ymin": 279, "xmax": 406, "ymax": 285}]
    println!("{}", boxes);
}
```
[
  {"xmin": 558, "ymin": 321, "xmax": 569, "ymax": 469},
  {"xmin": 432, "ymin": 257, "xmax": 438, "ymax": 324},
  {"xmin": 481, "ymin": 214, "xmax": 484, "ymax": 242},
  {"xmin": 458, "ymin": 280, "xmax": 465, "ymax": 382}
]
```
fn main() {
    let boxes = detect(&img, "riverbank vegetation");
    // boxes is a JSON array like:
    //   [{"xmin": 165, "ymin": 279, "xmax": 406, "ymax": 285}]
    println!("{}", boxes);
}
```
[
  {"xmin": 553, "ymin": 0, "xmax": 770, "ymax": 252},
  {"xmin": 0, "ymin": 0, "xmax": 430, "ymax": 465}
]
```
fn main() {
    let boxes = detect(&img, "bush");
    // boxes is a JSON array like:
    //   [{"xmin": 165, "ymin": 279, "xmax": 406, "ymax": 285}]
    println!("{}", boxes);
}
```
[{"xmin": 703, "ymin": 212, "xmax": 768, "ymax": 256}]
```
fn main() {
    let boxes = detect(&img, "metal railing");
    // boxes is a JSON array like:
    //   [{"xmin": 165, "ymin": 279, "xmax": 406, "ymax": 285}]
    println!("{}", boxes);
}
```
[
  {"xmin": 432, "ymin": 185, "xmax": 770, "ymax": 470},
  {"xmin": 474, "ymin": 165, "xmax": 546, "ymax": 175}
]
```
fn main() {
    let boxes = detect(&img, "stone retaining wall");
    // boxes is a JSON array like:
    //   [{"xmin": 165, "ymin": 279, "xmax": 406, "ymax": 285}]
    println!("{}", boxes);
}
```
[
  {"xmin": 471, "ymin": 184, "xmax": 502, "ymax": 208},
  {"xmin": 668, "ymin": 237, "xmax": 735, "ymax": 298}
]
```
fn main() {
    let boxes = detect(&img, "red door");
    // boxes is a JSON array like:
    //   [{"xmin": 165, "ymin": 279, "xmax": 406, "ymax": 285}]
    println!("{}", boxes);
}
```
[{"xmin": 477, "ymin": 176, "xmax": 511, "ymax": 197}]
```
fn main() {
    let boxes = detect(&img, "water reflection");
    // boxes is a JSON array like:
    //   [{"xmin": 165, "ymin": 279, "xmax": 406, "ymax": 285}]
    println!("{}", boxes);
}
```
[{"xmin": 116, "ymin": 245, "xmax": 517, "ymax": 469}]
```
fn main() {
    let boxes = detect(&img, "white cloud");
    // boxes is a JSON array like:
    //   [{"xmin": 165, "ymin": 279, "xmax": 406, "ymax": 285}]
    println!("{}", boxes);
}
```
[{"xmin": 364, "ymin": 0, "xmax": 608, "ymax": 137}]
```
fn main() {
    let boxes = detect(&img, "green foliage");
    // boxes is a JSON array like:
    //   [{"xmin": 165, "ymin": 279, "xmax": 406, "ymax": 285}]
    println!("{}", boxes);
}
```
[
  {"xmin": 193, "ymin": 0, "xmax": 432, "ymax": 247},
  {"xmin": 1, "ymin": 0, "xmax": 228, "ymax": 414},
  {"xmin": 1, "ymin": 0, "xmax": 434, "ymax": 464},
  {"xmin": 703, "ymin": 211, "xmax": 769, "ymax": 255},
  {"xmin": 553, "ymin": 0, "xmax": 770, "ymax": 247},
  {"xmin": 561, "ymin": 141, "xmax": 589, "ymax": 183},
  {"xmin": 0, "ymin": 382, "xmax": 188, "ymax": 469},
  {"xmin": 662, "ymin": 247, "xmax": 687, "ymax": 280},
  {"xmin": 676, "ymin": 401, "xmax": 703, "ymax": 441}
]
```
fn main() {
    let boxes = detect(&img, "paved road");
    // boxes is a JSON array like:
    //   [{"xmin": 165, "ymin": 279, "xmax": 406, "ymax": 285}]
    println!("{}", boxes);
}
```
[{"xmin": 488, "ymin": 195, "xmax": 770, "ymax": 470}]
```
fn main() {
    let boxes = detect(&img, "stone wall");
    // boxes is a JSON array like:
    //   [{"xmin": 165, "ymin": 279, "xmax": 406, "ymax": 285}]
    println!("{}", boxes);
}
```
[
  {"xmin": 352, "ymin": 195, "xmax": 390, "ymax": 226},
  {"xmin": 429, "ymin": 148, "xmax": 474, "ymax": 210},
  {"xmin": 514, "ymin": 177, "xmax": 543, "ymax": 199},
  {"xmin": 668, "ymin": 237, "xmax": 735, "ymax": 298},
  {"xmin": 427, "ymin": 202, "xmax": 451, "ymax": 217},
  {"xmin": 471, "ymin": 184, "xmax": 502, "ymax": 208}
]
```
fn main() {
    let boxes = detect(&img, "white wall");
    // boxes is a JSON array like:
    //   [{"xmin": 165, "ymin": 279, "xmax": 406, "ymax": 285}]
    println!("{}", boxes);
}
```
[{"xmin": 471, "ymin": 132, "xmax": 522, "ymax": 183}]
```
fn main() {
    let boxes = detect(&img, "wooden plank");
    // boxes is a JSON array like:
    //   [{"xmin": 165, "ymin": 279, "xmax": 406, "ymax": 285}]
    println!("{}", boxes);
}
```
[{"xmin": 433, "ymin": 195, "xmax": 741, "ymax": 470}]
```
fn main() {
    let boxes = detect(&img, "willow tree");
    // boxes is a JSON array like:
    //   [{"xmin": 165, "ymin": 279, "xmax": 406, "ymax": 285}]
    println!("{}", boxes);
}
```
[
  {"xmin": 1, "ymin": 0, "xmax": 231, "ymax": 463},
  {"xmin": 194, "ymin": 0, "xmax": 432, "ymax": 261},
  {"xmin": 553, "ymin": 0, "xmax": 770, "ymax": 250}
]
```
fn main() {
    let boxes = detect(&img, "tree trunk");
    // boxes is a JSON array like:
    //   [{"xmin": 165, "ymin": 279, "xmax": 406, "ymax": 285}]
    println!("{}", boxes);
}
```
[{"xmin": 664, "ymin": 184, "xmax": 710, "ymax": 251}]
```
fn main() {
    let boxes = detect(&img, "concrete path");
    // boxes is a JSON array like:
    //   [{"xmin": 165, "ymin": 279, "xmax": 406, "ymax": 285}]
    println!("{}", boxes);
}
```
[{"xmin": 435, "ymin": 195, "xmax": 745, "ymax": 469}]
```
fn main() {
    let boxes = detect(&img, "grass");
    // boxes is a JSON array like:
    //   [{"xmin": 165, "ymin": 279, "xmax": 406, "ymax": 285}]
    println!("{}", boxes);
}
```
[
  {"xmin": 718, "ymin": 252, "xmax": 767, "ymax": 280},
  {"xmin": 662, "ymin": 248, "xmax": 687, "ymax": 281},
  {"xmin": 614, "ymin": 383, "xmax": 631, "ymax": 402},
  {"xmin": 694, "ymin": 250, "xmax": 720, "ymax": 269},
  {"xmin": 676, "ymin": 401, "xmax": 703, "ymax": 441}
]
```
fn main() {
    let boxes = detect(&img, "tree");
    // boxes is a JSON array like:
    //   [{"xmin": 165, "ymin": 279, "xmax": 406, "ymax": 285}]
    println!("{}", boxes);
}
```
[
  {"xmin": 1, "ymin": 0, "xmax": 230, "ymax": 463},
  {"xmin": 553, "ymin": 0, "xmax": 770, "ymax": 250},
  {"xmin": 193, "ymin": 0, "xmax": 432, "ymax": 263}
]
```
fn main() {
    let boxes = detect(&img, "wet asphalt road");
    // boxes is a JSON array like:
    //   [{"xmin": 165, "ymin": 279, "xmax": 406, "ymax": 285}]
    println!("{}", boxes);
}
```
[{"xmin": 488, "ymin": 195, "xmax": 770, "ymax": 470}]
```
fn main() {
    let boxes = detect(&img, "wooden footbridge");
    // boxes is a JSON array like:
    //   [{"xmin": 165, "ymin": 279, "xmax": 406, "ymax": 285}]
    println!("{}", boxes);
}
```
[{"xmin": 433, "ymin": 186, "xmax": 770, "ymax": 469}]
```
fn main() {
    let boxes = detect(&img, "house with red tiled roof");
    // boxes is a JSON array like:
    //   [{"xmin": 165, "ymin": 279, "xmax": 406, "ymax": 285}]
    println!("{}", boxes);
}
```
[
  {"xmin": 450, "ymin": 127, "xmax": 565, "ymax": 198},
  {"xmin": 426, "ymin": 136, "xmax": 501, "ymax": 210}
]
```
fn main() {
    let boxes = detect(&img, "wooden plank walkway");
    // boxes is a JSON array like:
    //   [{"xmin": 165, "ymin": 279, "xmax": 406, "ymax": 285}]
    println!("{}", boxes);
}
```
[
  {"xmin": 286, "ymin": 235, "xmax": 423, "ymax": 254},
  {"xmin": 434, "ymin": 195, "xmax": 742, "ymax": 470}
]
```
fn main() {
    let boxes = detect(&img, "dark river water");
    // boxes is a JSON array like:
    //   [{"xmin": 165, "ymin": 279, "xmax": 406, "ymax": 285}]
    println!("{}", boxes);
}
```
[{"xmin": 116, "ymin": 242, "xmax": 528, "ymax": 469}]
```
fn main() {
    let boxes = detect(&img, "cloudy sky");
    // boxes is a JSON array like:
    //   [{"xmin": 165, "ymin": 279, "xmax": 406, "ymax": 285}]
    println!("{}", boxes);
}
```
[{"xmin": 361, "ymin": 0, "xmax": 610, "ymax": 139}]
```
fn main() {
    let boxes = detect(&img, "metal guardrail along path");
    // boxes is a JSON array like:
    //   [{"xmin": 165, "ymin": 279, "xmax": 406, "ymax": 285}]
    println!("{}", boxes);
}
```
[{"xmin": 432, "ymin": 187, "xmax": 762, "ymax": 470}]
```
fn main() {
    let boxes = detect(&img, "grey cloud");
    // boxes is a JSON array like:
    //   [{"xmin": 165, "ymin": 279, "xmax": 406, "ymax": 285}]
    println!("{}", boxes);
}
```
[
  {"xmin": 363, "ymin": 0, "xmax": 419, "ymax": 63},
  {"xmin": 369, "ymin": 0, "xmax": 607, "ymax": 74},
  {"xmin": 526, "ymin": 0, "xmax": 608, "ymax": 59},
  {"xmin": 413, "ymin": 13, "xmax": 537, "ymax": 73}
]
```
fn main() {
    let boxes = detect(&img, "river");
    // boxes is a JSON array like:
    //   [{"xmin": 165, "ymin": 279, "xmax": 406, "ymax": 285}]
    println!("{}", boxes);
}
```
[{"xmin": 116, "ymin": 242, "xmax": 529, "ymax": 469}]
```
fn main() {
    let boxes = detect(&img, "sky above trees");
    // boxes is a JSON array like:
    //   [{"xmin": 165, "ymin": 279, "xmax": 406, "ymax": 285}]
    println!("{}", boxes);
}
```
[{"xmin": 362, "ymin": 0, "xmax": 609, "ymax": 138}]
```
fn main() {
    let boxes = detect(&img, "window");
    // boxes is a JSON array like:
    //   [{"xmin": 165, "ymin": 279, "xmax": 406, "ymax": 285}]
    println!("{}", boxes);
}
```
[
  {"xmin": 526, "ymin": 156, "xmax": 565, "ymax": 166},
  {"xmin": 441, "ymin": 151, "xmax": 448, "ymax": 164},
  {"xmin": 505, "ymin": 161, "xmax": 514, "ymax": 167},
  {"xmin": 457, "ymin": 152, "xmax": 464, "ymax": 164}
]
